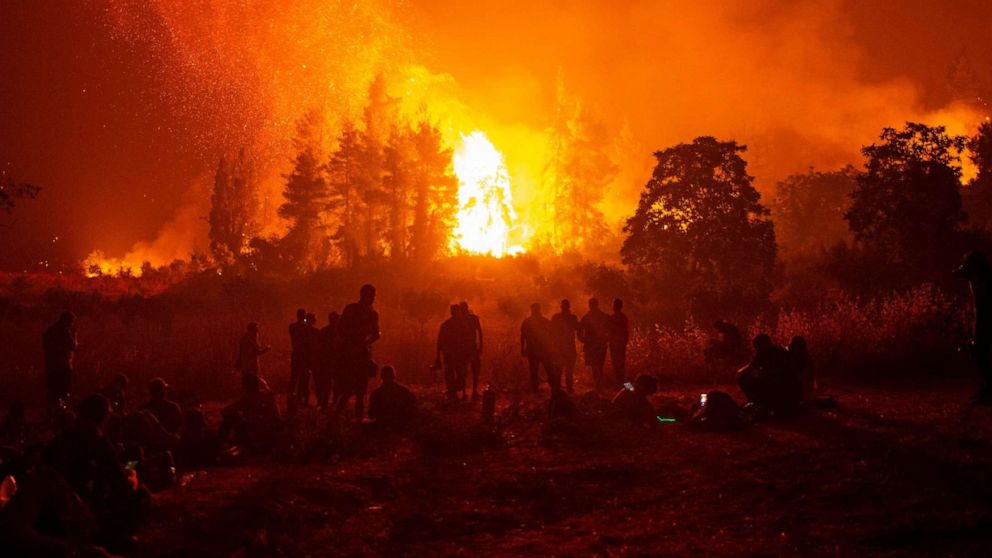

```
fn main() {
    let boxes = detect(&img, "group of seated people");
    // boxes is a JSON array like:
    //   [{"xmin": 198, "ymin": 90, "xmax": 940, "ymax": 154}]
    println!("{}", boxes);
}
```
[
  {"xmin": 606, "ymin": 331, "xmax": 813, "ymax": 426},
  {"xmin": 0, "ymin": 363, "xmax": 420, "ymax": 556}
]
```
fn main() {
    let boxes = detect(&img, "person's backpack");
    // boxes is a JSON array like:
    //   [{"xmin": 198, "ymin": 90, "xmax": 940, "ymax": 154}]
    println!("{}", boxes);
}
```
[{"xmin": 688, "ymin": 390, "xmax": 744, "ymax": 431}]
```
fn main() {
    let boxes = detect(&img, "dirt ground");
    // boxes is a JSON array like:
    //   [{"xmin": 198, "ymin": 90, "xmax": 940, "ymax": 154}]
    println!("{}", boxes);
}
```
[{"xmin": 137, "ymin": 381, "xmax": 992, "ymax": 557}]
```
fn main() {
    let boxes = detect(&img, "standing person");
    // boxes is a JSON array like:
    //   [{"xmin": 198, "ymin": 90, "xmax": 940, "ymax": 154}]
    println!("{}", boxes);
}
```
[
  {"xmin": 42, "ymin": 311, "xmax": 77, "ymax": 413},
  {"xmin": 436, "ymin": 305, "xmax": 469, "ymax": 400},
  {"xmin": 610, "ymin": 298, "xmax": 630, "ymax": 389},
  {"xmin": 314, "ymin": 312, "xmax": 341, "ymax": 409},
  {"xmin": 458, "ymin": 301, "xmax": 484, "ymax": 400},
  {"xmin": 520, "ymin": 303, "xmax": 558, "ymax": 393},
  {"xmin": 288, "ymin": 309, "xmax": 308, "ymax": 405},
  {"xmin": 551, "ymin": 299, "xmax": 580, "ymax": 393},
  {"xmin": 235, "ymin": 322, "xmax": 270, "ymax": 378},
  {"xmin": 298, "ymin": 312, "xmax": 320, "ymax": 406},
  {"xmin": 335, "ymin": 284, "xmax": 381, "ymax": 421},
  {"xmin": 578, "ymin": 298, "xmax": 611, "ymax": 390},
  {"xmin": 956, "ymin": 251, "xmax": 992, "ymax": 405}
]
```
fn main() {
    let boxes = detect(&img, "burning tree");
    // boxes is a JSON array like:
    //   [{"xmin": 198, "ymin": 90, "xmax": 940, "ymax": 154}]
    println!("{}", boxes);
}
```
[
  {"xmin": 964, "ymin": 121, "xmax": 992, "ymax": 232},
  {"xmin": 544, "ymin": 74, "xmax": 617, "ymax": 253},
  {"xmin": 279, "ymin": 113, "xmax": 333, "ymax": 272},
  {"xmin": 621, "ymin": 137, "xmax": 778, "ymax": 320},
  {"xmin": 208, "ymin": 149, "xmax": 259, "ymax": 264}
]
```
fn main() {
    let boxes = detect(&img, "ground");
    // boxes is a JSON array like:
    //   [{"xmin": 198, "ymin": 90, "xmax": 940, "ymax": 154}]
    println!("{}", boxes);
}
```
[{"xmin": 137, "ymin": 381, "xmax": 992, "ymax": 557}]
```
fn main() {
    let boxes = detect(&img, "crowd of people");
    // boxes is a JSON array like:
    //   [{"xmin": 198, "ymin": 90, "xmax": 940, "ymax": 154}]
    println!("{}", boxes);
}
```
[{"xmin": 5, "ymin": 247, "xmax": 992, "ymax": 555}]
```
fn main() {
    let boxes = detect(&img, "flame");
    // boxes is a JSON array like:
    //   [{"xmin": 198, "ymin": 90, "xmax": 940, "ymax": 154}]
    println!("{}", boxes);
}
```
[
  {"xmin": 83, "ymin": 250, "xmax": 145, "ymax": 277},
  {"xmin": 451, "ymin": 131, "xmax": 522, "ymax": 257}
]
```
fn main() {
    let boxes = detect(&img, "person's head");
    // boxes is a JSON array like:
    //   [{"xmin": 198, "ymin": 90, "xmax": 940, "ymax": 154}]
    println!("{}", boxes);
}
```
[
  {"xmin": 306, "ymin": 312, "xmax": 316, "ymax": 325},
  {"xmin": 111, "ymin": 373, "xmax": 129, "ymax": 391},
  {"xmin": 561, "ymin": 299, "xmax": 571, "ymax": 313},
  {"xmin": 241, "ymin": 373, "xmax": 261, "ymax": 394},
  {"xmin": 752, "ymin": 333, "xmax": 774, "ymax": 352},
  {"xmin": 789, "ymin": 335, "xmax": 808, "ymax": 354},
  {"xmin": 633, "ymin": 374, "xmax": 658, "ymax": 396},
  {"xmin": 530, "ymin": 302, "xmax": 542, "ymax": 317},
  {"xmin": 247, "ymin": 322, "xmax": 259, "ymax": 334},
  {"xmin": 58, "ymin": 311, "xmax": 75, "ymax": 327},
  {"xmin": 588, "ymin": 298, "xmax": 599, "ymax": 311},
  {"xmin": 380, "ymin": 365, "xmax": 396, "ymax": 383},
  {"xmin": 360, "ymin": 283, "xmax": 376, "ymax": 304},
  {"xmin": 328, "ymin": 311, "xmax": 340, "ymax": 326},
  {"xmin": 296, "ymin": 308, "xmax": 306, "ymax": 322},
  {"xmin": 77, "ymin": 394, "xmax": 111, "ymax": 429},
  {"xmin": 459, "ymin": 301, "xmax": 470, "ymax": 314},
  {"xmin": 613, "ymin": 298, "xmax": 623, "ymax": 313},
  {"xmin": 148, "ymin": 377, "xmax": 168, "ymax": 400},
  {"xmin": 450, "ymin": 304, "xmax": 460, "ymax": 317}
]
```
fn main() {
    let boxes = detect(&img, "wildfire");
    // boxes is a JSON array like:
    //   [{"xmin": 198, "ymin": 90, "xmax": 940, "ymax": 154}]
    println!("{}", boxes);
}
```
[
  {"xmin": 451, "ymin": 131, "xmax": 522, "ymax": 257},
  {"xmin": 83, "ymin": 251, "xmax": 145, "ymax": 277}
]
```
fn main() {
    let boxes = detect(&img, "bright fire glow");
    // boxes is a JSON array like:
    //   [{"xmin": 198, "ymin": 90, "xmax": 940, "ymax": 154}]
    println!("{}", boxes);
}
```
[
  {"xmin": 83, "ymin": 251, "xmax": 144, "ymax": 277},
  {"xmin": 451, "ymin": 131, "xmax": 522, "ymax": 257}
]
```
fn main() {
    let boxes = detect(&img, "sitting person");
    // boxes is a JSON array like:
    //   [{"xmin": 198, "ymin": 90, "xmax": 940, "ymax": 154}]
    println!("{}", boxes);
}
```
[
  {"xmin": 42, "ymin": 394, "xmax": 150, "ymax": 550},
  {"xmin": 611, "ymin": 374, "xmax": 658, "ymax": 424},
  {"xmin": 738, "ymin": 334, "xmax": 800, "ymax": 413},
  {"xmin": 705, "ymin": 320, "xmax": 750, "ymax": 364},
  {"xmin": 139, "ymin": 378, "xmax": 183, "ymax": 435},
  {"xmin": 176, "ymin": 409, "xmax": 220, "ymax": 470},
  {"xmin": 367, "ymin": 366, "xmax": 417, "ymax": 428},
  {"xmin": 219, "ymin": 373, "xmax": 280, "ymax": 454}
]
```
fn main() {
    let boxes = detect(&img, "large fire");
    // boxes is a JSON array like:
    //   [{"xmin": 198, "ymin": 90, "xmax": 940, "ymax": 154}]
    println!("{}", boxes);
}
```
[{"xmin": 451, "ymin": 131, "xmax": 522, "ymax": 257}]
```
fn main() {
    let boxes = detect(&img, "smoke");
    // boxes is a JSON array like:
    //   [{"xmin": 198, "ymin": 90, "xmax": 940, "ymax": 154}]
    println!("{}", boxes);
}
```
[{"xmin": 90, "ymin": 0, "xmax": 989, "ymax": 266}]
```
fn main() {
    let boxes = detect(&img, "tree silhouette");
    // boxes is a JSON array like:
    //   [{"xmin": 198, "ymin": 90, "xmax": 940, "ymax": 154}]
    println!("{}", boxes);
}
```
[
  {"xmin": 326, "ymin": 122, "xmax": 364, "ymax": 267},
  {"xmin": 964, "ymin": 121, "xmax": 992, "ymax": 231},
  {"xmin": 208, "ymin": 149, "xmax": 259, "ymax": 264},
  {"xmin": 279, "ymin": 115, "xmax": 332, "ymax": 272},
  {"xmin": 409, "ymin": 121, "xmax": 458, "ymax": 261},
  {"xmin": 845, "ymin": 122, "xmax": 967, "ymax": 285},
  {"xmin": 621, "ymin": 137, "xmax": 777, "ymax": 320},
  {"xmin": 1, "ymin": 172, "xmax": 41, "ymax": 215},
  {"xmin": 770, "ymin": 166, "xmax": 857, "ymax": 257}
]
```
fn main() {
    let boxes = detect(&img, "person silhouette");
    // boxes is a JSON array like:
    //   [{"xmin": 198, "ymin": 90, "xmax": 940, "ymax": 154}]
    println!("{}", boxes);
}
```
[
  {"xmin": 288, "ymin": 309, "xmax": 308, "ymax": 404},
  {"xmin": 235, "ymin": 322, "xmax": 270, "ymax": 378},
  {"xmin": 609, "ymin": 299, "xmax": 630, "ymax": 388},
  {"xmin": 42, "ymin": 311, "xmax": 77, "ymax": 413},
  {"xmin": 334, "ymin": 284, "xmax": 381, "ymax": 421},
  {"xmin": 520, "ymin": 303, "xmax": 558, "ymax": 392},
  {"xmin": 314, "ymin": 312, "xmax": 341, "ymax": 409},
  {"xmin": 551, "ymin": 299, "xmax": 580, "ymax": 393},
  {"xmin": 436, "ymin": 304, "xmax": 469, "ymax": 400},
  {"xmin": 955, "ymin": 251, "xmax": 992, "ymax": 405},
  {"xmin": 139, "ymin": 378, "xmax": 183, "ymax": 435},
  {"xmin": 737, "ymin": 334, "xmax": 797, "ymax": 413},
  {"xmin": 368, "ymin": 365, "xmax": 417, "ymax": 428},
  {"xmin": 579, "ymin": 298, "xmax": 611, "ymax": 390},
  {"xmin": 458, "ymin": 301, "xmax": 484, "ymax": 400}
]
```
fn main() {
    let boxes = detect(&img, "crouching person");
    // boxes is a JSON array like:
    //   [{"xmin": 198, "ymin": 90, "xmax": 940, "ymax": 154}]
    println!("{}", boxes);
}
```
[
  {"xmin": 738, "ymin": 334, "xmax": 801, "ymax": 415},
  {"xmin": 367, "ymin": 366, "xmax": 417, "ymax": 431},
  {"xmin": 611, "ymin": 374, "xmax": 658, "ymax": 425},
  {"xmin": 42, "ymin": 394, "xmax": 150, "ymax": 552},
  {"xmin": 219, "ymin": 373, "xmax": 281, "ymax": 455}
]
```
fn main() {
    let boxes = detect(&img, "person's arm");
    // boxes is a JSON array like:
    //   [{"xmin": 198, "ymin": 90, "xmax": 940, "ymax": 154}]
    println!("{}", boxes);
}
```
[
  {"xmin": 475, "ymin": 317, "xmax": 484, "ymax": 355},
  {"xmin": 367, "ymin": 312, "xmax": 381, "ymax": 345}
]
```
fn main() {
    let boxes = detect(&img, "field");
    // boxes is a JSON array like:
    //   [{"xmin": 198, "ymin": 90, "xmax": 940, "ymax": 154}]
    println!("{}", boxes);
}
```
[{"xmin": 137, "ymin": 380, "xmax": 992, "ymax": 557}]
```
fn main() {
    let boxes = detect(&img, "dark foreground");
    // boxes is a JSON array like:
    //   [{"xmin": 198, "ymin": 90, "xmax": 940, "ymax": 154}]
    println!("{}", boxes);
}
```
[{"xmin": 138, "ymin": 382, "xmax": 992, "ymax": 557}]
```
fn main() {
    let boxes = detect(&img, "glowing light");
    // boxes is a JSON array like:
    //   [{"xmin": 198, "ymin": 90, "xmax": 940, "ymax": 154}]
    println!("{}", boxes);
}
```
[
  {"xmin": 451, "ymin": 131, "xmax": 521, "ymax": 257},
  {"xmin": 83, "ymin": 251, "xmax": 144, "ymax": 277}
]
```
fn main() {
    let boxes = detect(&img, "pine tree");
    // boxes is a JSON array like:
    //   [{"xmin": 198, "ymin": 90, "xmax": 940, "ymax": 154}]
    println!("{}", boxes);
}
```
[
  {"xmin": 326, "ymin": 122, "xmax": 363, "ymax": 267},
  {"xmin": 409, "ymin": 121, "xmax": 458, "ymax": 261},
  {"xmin": 279, "ymin": 115, "xmax": 332, "ymax": 272}
]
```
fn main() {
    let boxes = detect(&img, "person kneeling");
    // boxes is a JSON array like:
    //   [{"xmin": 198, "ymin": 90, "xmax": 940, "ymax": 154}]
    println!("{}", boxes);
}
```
[
  {"xmin": 738, "ymin": 334, "xmax": 801, "ymax": 415},
  {"xmin": 611, "ymin": 374, "xmax": 658, "ymax": 425},
  {"xmin": 367, "ymin": 366, "xmax": 416, "ymax": 430}
]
